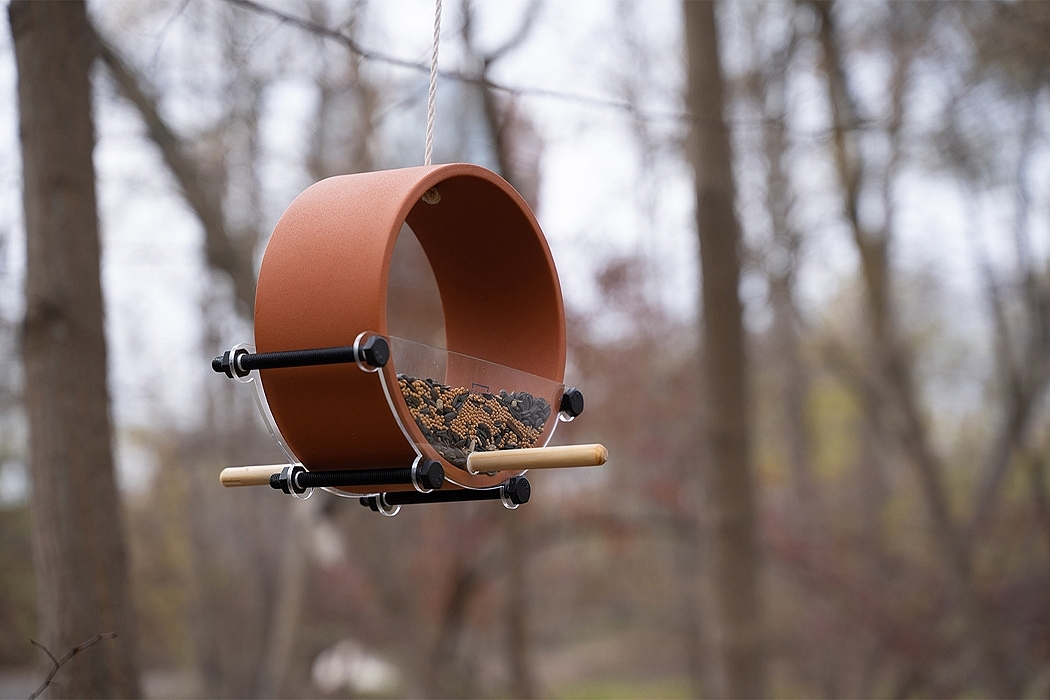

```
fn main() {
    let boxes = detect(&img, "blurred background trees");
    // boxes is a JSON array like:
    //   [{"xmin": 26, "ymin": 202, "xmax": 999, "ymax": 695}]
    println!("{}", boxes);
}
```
[
  {"xmin": 9, "ymin": 1, "xmax": 140, "ymax": 696},
  {"xmin": 0, "ymin": 0, "xmax": 1048, "ymax": 698}
]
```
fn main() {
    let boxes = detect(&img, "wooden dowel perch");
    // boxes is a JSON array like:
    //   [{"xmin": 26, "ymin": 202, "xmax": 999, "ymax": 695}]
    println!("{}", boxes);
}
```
[
  {"xmin": 467, "ymin": 443, "xmax": 607, "ymax": 474},
  {"xmin": 219, "ymin": 465, "xmax": 283, "ymax": 487},
  {"xmin": 220, "ymin": 444, "xmax": 608, "ymax": 488}
]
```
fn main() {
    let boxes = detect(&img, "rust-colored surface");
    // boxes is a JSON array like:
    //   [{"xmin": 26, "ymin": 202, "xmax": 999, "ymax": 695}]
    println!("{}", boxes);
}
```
[{"xmin": 254, "ymin": 164, "xmax": 565, "ymax": 491}]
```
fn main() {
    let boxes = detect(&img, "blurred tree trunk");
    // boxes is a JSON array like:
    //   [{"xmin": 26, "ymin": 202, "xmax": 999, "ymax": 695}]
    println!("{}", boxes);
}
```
[
  {"xmin": 256, "ymin": 497, "xmax": 318, "ymax": 698},
  {"xmin": 1030, "ymin": 455, "xmax": 1050, "ymax": 554},
  {"xmin": 504, "ymin": 516, "xmax": 536, "ymax": 699},
  {"xmin": 809, "ymin": 1, "xmax": 1017, "ymax": 695},
  {"xmin": 429, "ymin": 557, "xmax": 481, "ymax": 697},
  {"xmin": 756, "ymin": 29, "xmax": 822, "ymax": 528},
  {"xmin": 9, "ymin": 1, "xmax": 141, "ymax": 697},
  {"xmin": 768, "ymin": 231, "xmax": 815, "ymax": 523},
  {"xmin": 683, "ymin": 2, "xmax": 765, "ymax": 698},
  {"xmin": 306, "ymin": 1, "xmax": 378, "ymax": 181},
  {"xmin": 672, "ymin": 512, "xmax": 716, "ymax": 699},
  {"xmin": 461, "ymin": 4, "xmax": 542, "ymax": 696}
]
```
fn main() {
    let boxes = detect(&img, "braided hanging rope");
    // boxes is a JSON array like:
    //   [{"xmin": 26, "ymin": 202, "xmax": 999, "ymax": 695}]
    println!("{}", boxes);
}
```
[{"xmin": 424, "ymin": 0, "xmax": 442, "ymax": 166}]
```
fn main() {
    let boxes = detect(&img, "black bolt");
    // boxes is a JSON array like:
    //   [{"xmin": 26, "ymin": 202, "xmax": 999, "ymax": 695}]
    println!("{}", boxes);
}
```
[
  {"xmin": 361, "ymin": 476, "xmax": 532, "ymax": 509},
  {"xmin": 268, "ymin": 465, "xmax": 307, "ymax": 494},
  {"xmin": 559, "ymin": 387, "xmax": 585, "ymax": 418},
  {"xmin": 359, "ymin": 335, "xmax": 390, "ymax": 368},
  {"xmin": 212, "ymin": 348, "xmax": 250, "ymax": 378},
  {"xmin": 503, "ymin": 476, "xmax": 531, "ymax": 505},
  {"xmin": 416, "ymin": 459, "xmax": 444, "ymax": 490}
]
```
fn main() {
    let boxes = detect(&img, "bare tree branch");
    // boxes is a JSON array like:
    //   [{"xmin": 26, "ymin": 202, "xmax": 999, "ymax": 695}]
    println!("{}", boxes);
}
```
[
  {"xmin": 28, "ymin": 633, "xmax": 117, "ymax": 700},
  {"xmin": 969, "ymin": 94, "xmax": 1050, "ymax": 530},
  {"xmin": 93, "ymin": 31, "xmax": 257, "ymax": 317},
  {"xmin": 460, "ymin": 0, "xmax": 533, "ymax": 195},
  {"xmin": 481, "ymin": 0, "xmax": 542, "ymax": 64},
  {"xmin": 305, "ymin": 2, "xmax": 378, "ymax": 180},
  {"xmin": 751, "ymin": 14, "xmax": 822, "ymax": 527},
  {"xmin": 221, "ymin": 0, "xmax": 890, "ymax": 133}
]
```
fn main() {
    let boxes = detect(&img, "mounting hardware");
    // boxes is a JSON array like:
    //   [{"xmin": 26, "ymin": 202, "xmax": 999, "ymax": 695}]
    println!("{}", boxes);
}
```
[
  {"xmin": 271, "ymin": 465, "xmax": 312, "ymax": 499},
  {"xmin": 212, "ymin": 335, "xmax": 389, "ymax": 379},
  {"xmin": 357, "ymin": 334, "xmax": 391, "ymax": 368},
  {"xmin": 213, "ymin": 347, "xmax": 251, "ymax": 379},
  {"xmin": 261, "ymin": 460, "xmax": 444, "ymax": 495},
  {"xmin": 410, "ymin": 458, "xmax": 444, "ymax": 492},
  {"xmin": 559, "ymin": 387, "xmax": 584, "ymax": 418},
  {"xmin": 500, "ymin": 476, "xmax": 531, "ymax": 510},
  {"xmin": 369, "ymin": 495, "xmax": 401, "ymax": 517},
  {"xmin": 360, "ymin": 476, "xmax": 531, "ymax": 514}
]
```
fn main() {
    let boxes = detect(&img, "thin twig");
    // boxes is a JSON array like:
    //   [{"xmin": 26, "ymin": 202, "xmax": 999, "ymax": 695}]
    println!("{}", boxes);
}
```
[
  {"xmin": 221, "ymin": 0, "xmax": 887, "ymax": 133},
  {"xmin": 224, "ymin": 0, "xmax": 671, "ymax": 116},
  {"xmin": 28, "ymin": 632, "xmax": 117, "ymax": 700},
  {"xmin": 29, "ymin": 641, "xmax": 58, "ymax": 669}
]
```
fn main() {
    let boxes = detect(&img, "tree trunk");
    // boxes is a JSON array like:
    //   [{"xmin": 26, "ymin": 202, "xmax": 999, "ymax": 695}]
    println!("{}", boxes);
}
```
[
  {"xmin": 255, "ymin": 496, "xmax": 318, "ymax": 698},
  {"xmin": 683, "ymin": 2, "xmax": 765, "ymax": 698},
  {"xmin": 673, "ymin": 512, "xmax": 717, "ymax": 699},
  {"xmin": 809, "ymin": 1, "xmax": 1017, "ymax": 695},
  {"xmin": 429, "ymin": 558, "xmax": 481, "ymax": 698},
  {"xmin": 9, "ymin": 1, "xmax": 141, "ymax": 697},
  {"xmin": 760, "ymin": 47, "xmax": 821, "ymax": 528},
  {"xmin": 504, "ymin": 514, "xmax": 536, "ymax": 699}
]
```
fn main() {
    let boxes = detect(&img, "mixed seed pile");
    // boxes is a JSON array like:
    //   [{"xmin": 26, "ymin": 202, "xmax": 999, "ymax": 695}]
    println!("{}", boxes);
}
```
[{"xmin": 397, "ymin": 374, "xmax": 552, "ymax": 468}]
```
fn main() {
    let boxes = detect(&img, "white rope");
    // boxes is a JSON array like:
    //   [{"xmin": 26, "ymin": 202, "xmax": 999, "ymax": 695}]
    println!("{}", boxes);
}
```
[{"xmin": 424, "ymin": 0, "xmax": 442, "ymax": 166}]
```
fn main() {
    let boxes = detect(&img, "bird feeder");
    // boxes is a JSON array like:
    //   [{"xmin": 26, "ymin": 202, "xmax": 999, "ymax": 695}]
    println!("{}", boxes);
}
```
[{"xmin": 214, "ymin": 163, "xmax": 606, "ymax": 514}]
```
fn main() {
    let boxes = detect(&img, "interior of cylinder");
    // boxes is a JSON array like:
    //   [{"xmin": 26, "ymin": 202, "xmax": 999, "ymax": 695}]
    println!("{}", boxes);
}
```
[
  {"xmin": 380, "ymin": 172, "xmax": 566, "ymax": 486},
  {"xmin": 383, "ymin": 337, "xmax": 564, "ymax": 472},
  {"xmin": 385, "ymin": 223, "xmax": 445, "ymax": 348},
  {"xmin": 402, "ymin": 174, "xmax": 565, "ymax": 384}
]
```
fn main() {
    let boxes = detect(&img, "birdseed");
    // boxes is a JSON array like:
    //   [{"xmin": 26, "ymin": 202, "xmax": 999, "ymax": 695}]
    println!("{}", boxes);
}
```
[{"xmin": 397, "ymin": 374, "xmax": 552, "ymax": 468}]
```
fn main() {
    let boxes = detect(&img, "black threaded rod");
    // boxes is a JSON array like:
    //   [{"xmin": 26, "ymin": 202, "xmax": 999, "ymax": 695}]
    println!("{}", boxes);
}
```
[
  {"xmin": 362, "ymin": 476, "xmax": 530, "ymax": 508},
  {"xmin": 212, "ymin": 336, "xmax": 389, "ymax": 378},
  {"xmin": 299, "ymin": 468, "xmax": 412, "ymax": 488},
  {"xmin": 269, "ymin": 461, "xmax": 443, "ymax": 494},
  {"xmin": 305, "ymin": 461, "xmax": 442, "ymax": 490}
]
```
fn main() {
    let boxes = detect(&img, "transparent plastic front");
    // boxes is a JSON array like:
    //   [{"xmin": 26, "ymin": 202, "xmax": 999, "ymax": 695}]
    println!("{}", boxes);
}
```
[{"xmin": 381, "ymin": 336, "xmax": 565, "ymax": 469}]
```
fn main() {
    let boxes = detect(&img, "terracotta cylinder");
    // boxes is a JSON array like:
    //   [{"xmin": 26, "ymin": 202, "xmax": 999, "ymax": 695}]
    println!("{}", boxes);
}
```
[{"xmin": 254, "ymin": 164, "xmax": 566, "ymax": 491}]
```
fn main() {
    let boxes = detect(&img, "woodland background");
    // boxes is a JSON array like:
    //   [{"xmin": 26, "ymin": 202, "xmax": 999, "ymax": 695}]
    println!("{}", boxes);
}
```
[{"xmin": 1, "ymin": 0, "xmax": 1049, "ymax": 698}]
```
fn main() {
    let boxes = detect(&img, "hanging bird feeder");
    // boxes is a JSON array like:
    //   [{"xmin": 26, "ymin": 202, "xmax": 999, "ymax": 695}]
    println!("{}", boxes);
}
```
[{"xmin": 213, "ymin": 163, "xmax": 607, "ymax": 514}]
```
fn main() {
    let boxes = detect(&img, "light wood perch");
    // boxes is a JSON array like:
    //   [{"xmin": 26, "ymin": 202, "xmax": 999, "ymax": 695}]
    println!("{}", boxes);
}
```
[
  {"xmin": 219, "ymin": 465, "xmax": 284, "ymax": 487},
  {"xmin": 467, "ymin": 443, "xmax": 607, "ymax": 474}
]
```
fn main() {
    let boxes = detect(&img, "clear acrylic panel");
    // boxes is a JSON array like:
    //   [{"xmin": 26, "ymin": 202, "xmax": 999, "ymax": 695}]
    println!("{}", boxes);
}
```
[{"xmin": 380, "ymin": 336, "xmax": 565, "ymax": 470}]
